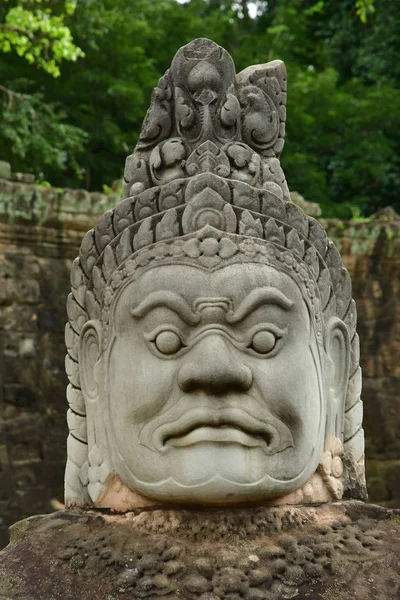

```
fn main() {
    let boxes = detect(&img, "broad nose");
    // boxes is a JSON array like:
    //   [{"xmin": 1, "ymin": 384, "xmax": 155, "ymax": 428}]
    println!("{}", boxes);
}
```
[{"xmin": 178, "ymin": 334, "xmax": 253, "ymax": 394}]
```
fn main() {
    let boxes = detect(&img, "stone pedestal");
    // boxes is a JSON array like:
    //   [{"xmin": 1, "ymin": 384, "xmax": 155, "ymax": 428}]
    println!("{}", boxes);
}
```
[{"xmin": 0, "ymin": 501, "xmax": 399, "ymax": 599}]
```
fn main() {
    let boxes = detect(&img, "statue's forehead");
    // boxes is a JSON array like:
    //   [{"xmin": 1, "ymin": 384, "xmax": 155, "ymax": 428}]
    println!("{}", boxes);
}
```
[{"xmin": 117, "ymin": 263, "xmax": 306, "ymax": 311}]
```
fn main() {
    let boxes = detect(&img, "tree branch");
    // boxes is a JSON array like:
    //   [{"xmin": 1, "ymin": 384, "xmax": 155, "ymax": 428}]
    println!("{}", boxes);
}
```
[
  {"xmin": 0, "ymin": 24, "xmax": 35, "ymax": 41},
  {"xmin": 0, "ymin": 84, "xmax": 24, "ymax": 108}
]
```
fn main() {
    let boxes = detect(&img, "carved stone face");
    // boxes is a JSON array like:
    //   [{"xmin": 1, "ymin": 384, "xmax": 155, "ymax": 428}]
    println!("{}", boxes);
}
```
[
  {"xmin": 67, "ymin": 36, "xmax": 363, "ymax": 508},
  {"xmin": 97, "ymin": 262, "xmax": 329, "ymax": 504}
]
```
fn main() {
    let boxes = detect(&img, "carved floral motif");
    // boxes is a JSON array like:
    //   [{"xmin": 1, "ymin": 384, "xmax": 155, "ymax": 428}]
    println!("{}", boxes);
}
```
[{"xmin": 124, "ymin": 39, "xmax": 287, "ymax": 197}]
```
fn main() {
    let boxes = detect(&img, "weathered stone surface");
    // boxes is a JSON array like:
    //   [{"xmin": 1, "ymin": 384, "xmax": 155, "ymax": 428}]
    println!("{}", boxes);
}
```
[
  {"xmin": 0, "ymin": 162, "xmax": 11, "ymax": 181},
  {"xmin": 290, "ymin": 192, "xmax": 321, "ymax": 219},
  {"xmin": 63, "ymin": 38, "xmax": 364, "ymax": 513},
  {"xmin": 1, "ymin": 209, "xmax": 399, "ymax": 548},
  {"xmin": 10, "ymin": 172, "xmax": 35, "ymax": 184},
  {"xmin": 327, "ymin": 213, "xmax": 400, "ymax": 506},
  {"xmin": 0, "ymin": 502, "xmax": 399, "ymax": 599},
  {"xmin": 0, "ymin": 40, "xmax": 399, "ymax": 552},
  {"xmin": 0, "ymin": 178, "xmax": 117, "ymax": 230},
  {"xmin": 0, "ymin": 224, "xmax": 75, "ymax": 548}
]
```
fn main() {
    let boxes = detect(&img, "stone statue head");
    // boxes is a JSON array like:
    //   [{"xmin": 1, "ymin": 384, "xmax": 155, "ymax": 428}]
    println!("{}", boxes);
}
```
[{"xmin": 65, "ymin": 39, "xmax": 366, "ymax": 509}]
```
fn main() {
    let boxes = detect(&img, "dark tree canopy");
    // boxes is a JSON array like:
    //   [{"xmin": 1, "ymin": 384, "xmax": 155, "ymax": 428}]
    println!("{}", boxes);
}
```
[{"xmin": 0, "ymin": 0, "xmax": 398, "ymax": 217}]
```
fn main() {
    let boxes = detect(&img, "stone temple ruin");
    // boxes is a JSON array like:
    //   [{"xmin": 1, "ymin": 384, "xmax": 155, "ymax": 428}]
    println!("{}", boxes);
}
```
[{"xmin": 0, "ymin": 38, "xmax": 399, "ymax": 600}]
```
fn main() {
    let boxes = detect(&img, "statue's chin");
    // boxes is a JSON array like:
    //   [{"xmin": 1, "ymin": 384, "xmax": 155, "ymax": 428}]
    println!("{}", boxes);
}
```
[
  {"xmin": 122, "ymin": 466, "xmax": 317, "ymax": 506},
  {"xmin": 93, "ymin": 471, "xmax": 316, "ymax": 510},
  {"xmin": 110, "ymin": 441, "xmax": 320, "ymax": 505},
  {"xmin": 126, "ymin": 475, "xmax": 305, "ymax": 505}
]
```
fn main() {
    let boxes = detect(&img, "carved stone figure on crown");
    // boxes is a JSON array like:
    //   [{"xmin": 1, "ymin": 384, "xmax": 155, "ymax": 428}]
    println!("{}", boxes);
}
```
[{"xmin": 65, "ymin": 38, "xmax": 366, "ymax": 511}]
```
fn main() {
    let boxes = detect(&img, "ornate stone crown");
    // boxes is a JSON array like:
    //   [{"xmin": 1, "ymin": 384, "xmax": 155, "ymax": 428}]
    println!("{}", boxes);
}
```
[{"xmin": 65, "ymin": 39, "xmax": 365, "ymax": 506}]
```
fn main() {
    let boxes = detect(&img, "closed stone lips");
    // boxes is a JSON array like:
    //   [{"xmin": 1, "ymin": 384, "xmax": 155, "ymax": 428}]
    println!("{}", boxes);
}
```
[
  {"xmin": 164, "ymin": 422, "xmax": 271, "ymax": 446},
  {"xmin": 151, "ymin": 406, "xmax": 294, "ymax": 455}
]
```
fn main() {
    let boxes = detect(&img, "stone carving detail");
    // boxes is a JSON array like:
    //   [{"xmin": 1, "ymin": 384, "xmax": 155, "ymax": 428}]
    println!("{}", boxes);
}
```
[
  {"xmin": 4, "ymin": 503, "xmax": 399, "ymax": 599},
  {"xmin": 123, "ymin": 38, "xmax": 288, "ymax": 199},
  {"xmin": 150, "ymin": 139, "xmax": 187, "ymax": 185},
  {"xmin": 186, "ymin": 141, "xmax": 230, "ymax": 177},
  {"xmin": 238, "ymin": 60, "xmax": 287, "ymax": 156},
  {"xmin": 65, "ymin": 38, "xmax": 365, "ymax": 510},
  {"xmin": 224, "ymin": 141, "xmax": 261, "ymax": 186}
]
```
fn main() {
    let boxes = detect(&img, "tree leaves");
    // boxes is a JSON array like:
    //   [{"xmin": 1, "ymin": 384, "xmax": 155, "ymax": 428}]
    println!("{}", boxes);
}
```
[
  {"xmin": 0, "ymin": 0, "xmax": 398, "ymax": 218},
  {"xmin": 0, "ymin": 88, "xmax": 87, "ymax": 178},
  {"xmin": 0, "ymin": 1, "xmax": 84, "ymax": 78}
]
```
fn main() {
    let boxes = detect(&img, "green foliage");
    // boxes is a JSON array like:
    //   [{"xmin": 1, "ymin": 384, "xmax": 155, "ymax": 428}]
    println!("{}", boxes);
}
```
[
  {"xmin": 0, "ymin": 0, "xmax": 86, "ymax": 181},
  {"xmin": 0, "ymin": 84, "xmax": 87, "ymax": 178},
  {"xmin": 283, "ymin": 67, "xmax": 400, "ymax": 216},
  {"xmin": 355, "ymin": 0, "xmax": 375, "ymax": 23},
  {"xmin": 227, "ymin": 0, "xmax": 400, "ymax": 216},
  {"xmin": 34, "ymin": 178, "xmax": 52, "ymax": 187},
  {"xmin": 0, "ymin": 0, "xmax": 398, "ymax": 217},
  {"xmin": 103, "ymin": 182, "xmax": 122, "ymax": 196},
  {"xmin": 0, "ymin": 0, "xmax": 84, "ymax": 77}
]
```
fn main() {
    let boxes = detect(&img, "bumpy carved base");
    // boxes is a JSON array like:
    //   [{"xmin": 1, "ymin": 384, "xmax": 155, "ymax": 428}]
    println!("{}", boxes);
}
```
[{"xmin": 0, "ymin": 502, "xmax": 399, "ymax": 599}]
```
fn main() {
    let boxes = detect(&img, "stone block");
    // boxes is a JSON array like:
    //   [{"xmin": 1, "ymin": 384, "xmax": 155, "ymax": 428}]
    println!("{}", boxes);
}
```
[
  {"xmin": 7, "ymin": 278, "xmax": 40, "ymax": 304},
  {"xmin": 0, "ymin": 444, "xmax": 9, "ymax": 469},
  {"xmin": 12, "ymin": 464, "xmax": 40, "ymax": 488},
  {"xmin": 89, "ymin": 191, "xmax": 117, "ymax": 216},
  {"xmin": 4, "ymin": 412, "xmax": 44, "ymax": 440},
  {"xmin": 2, "ymin": 357, "xmax": 39, "ymax": 395},
  {"xmin": 0, "ymin": 278, "xmax": 7, "ymax": 305},
  {"xmin": 3, "ymin": 384, "xmax": 36, "ymax": 409},
  {"xmin": 0, "ymin": 469, "xmax": 15, "ymax": 500},
  {"xmin": 7, "ymin": 185, "xmax": 35, "ymax": 222},
  {"xmin": 0, "ymin": 258, "xmax": 14, "ymax": 278},
  {"xmin": 0, "ymin": 178, "xmax": 13, "ymax": 196},
  {"xmin": 0, "ymin": 305, "xmax": 38, "ymax": 332},
  {"xmin": 1, "ymin": 504, "xmax": 400, "ymax": 599},
  {"xmin": 14, "ymin": 485, "xmax": 49, "ymax": 516},
  {"xmin": 386, "ymin": 461, "xmax": 400, "ymax": 502},
  {"xmin": 290, "ymin": 191, "xmax": 321, "ymax": 218},
  {"xmin": 10, "ymin": 173, "xmax": 35, "ymax": 184},
  {"xmin": 4, "ymin": 252, "xmax": 41, "ymax": 279},
  {"xmin": 1, "ymin": 332, "xmax": 37, "ymax": 358},
  {"xmin": 42, "ymin": 434, "xmax": 67, "ymax": 467},
  {"xmin": 18, "ymin": 337, "xmax": 36, "ymax": 358},
  {"xmin": 40, "ymin": 461, "xmax": 65, "ymax": 498},
  {"xmin": 0, "ymin": 161, "xmax": 11, "ymax": 180}
]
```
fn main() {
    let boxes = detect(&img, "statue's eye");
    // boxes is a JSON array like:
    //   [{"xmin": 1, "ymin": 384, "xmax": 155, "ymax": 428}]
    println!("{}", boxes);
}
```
[
  {"xmin": 154, "ymin": 330, "xmax": 183, "ymax": 355},
  {"xmin": 249, "ymin": 330, "xmax": 278, "ymax": 354}
]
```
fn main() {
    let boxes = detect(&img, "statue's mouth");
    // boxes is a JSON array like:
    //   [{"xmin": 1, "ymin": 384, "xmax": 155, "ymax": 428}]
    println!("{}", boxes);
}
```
[
  {"xmin": 153, "ymin": 407, "xmax": 294, "ymax": 456},
  {"xmin": 164, "ymin": 422, "xmax": 272, "ymax": 449}
]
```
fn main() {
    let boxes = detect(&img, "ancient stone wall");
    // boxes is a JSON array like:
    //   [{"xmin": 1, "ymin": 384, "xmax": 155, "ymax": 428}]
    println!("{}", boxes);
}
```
[
  {"xmin": 0, "ymin": 170, "xmax": 399, "ymax": 548},
  {"xmin": 0, "ymin": 170, "xmax": 117, "ymax": 548},
  {"xmin": 327, "ymin": 213, "xmax": 400, "ymax": 506}
]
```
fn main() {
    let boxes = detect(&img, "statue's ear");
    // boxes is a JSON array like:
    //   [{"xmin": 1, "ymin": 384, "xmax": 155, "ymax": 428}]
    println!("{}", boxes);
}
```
[
  {"xmin": 324, "ymin": 317, "xmax": 350, "ymax": 439},
  {"xmin": 80, "ymin": 320, "xmax": 103, "ymax": 402}
]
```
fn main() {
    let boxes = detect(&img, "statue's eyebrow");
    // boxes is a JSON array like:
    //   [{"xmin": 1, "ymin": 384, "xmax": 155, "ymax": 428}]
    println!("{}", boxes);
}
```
[
  {"xmin": 227, "ymin": 287, "xmax": 294, "ymax": 323},
  {"xmin": 131, "ymin": 291, "xmax": 200, "ymax": 324}
]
